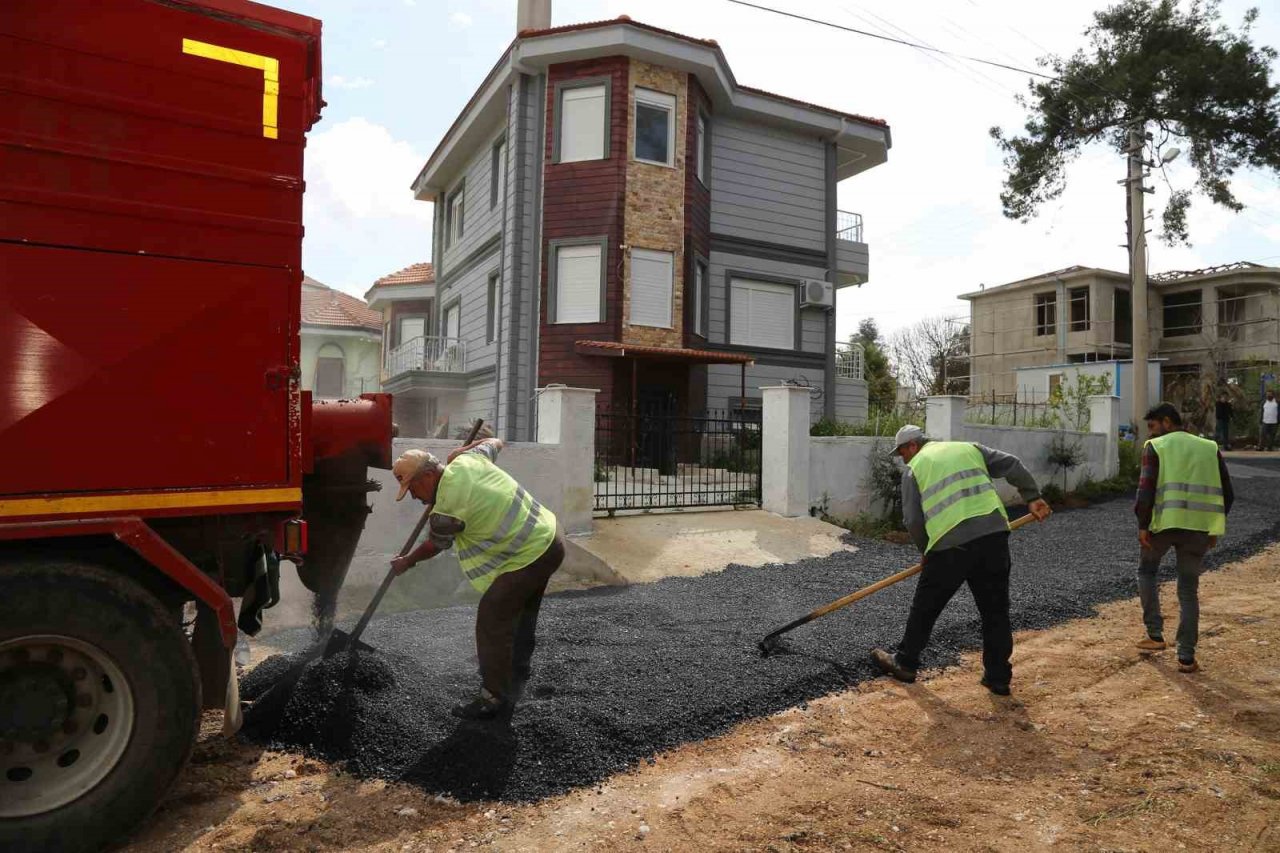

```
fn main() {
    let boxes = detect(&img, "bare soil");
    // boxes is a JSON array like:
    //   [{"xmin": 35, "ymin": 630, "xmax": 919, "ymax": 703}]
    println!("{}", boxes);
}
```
[{"xmin": 124, "ymin": 545, "xmax": 1280, "ymax": 852}]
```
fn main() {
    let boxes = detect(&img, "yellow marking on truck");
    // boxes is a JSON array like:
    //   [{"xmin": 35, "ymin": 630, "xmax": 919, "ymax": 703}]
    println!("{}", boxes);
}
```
[
  {"xmin": 0, "ymin": 488, "xmax": 302, "ymax": 518},
  {"xmin": 182, "ymin": 38, "xmax": 280, "ymax": 139}
]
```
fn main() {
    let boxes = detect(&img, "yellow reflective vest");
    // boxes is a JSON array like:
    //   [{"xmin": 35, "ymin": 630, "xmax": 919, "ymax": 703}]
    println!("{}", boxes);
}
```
[
  {"xmin": 908, "ymin": 441, "xmax": 1008, "ymax": 553},
  {"xmin": 1148, "ymin": 430, "xmax": 1226, "ymax": 535},
  {"xmin": 431, "ymin": 453, "xmax": 558, "ymax": 593}
]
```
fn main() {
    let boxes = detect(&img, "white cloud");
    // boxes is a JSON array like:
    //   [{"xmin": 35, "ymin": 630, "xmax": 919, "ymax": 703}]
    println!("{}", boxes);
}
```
[
  {"xmin": 371, "ymin": 38, "xmax": 388, "ymax": 50},
  {"xmin": 328, "ymin": 75, "xmax": 374, "ymax": 91},
  {"xmin": 450, "ymin": 11, "xmax": 474, "ymax": 29},
  {"xmin": 302, "ymin": 118, "xmax": 433, "ymax": 294}
]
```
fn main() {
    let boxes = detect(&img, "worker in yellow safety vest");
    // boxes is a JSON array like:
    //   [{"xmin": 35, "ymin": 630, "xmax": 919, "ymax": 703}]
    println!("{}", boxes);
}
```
[
  {"xmin": 1133, "ymin": 402, "xmax": 1234, "ymax": 674},
  {"xmin": 870, "ymin": 425, "xmax": 1052, "ymax": 696},
  {"xmin": 390, "ymin": 438, "xmax": 563, "ymax": 720}
]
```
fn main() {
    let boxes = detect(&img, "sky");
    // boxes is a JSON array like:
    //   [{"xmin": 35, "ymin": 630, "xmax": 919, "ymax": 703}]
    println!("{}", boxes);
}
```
[{"xmin": 278, "ymin": 0, "xmax": 1279, "ymax": 341}]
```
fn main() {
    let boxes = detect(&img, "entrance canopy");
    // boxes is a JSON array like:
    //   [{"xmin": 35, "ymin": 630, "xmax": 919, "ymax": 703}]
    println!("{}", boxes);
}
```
[{"xmin": 574, "ymin": 340, "xmax": 754, "ymax": 365}]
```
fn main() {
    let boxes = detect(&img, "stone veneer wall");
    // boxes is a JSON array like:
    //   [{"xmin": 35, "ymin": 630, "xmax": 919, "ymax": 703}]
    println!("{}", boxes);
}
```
[{"xmin": 622, "ymin": 60, "xmax": 687, "ymax": 348}]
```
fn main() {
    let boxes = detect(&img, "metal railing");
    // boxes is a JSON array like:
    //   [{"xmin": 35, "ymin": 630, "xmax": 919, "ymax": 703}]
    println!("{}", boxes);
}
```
[
  {"xmin": 834, "ymin": 341, "xmax": 864, "ymax": 379},
  {"xmin": 836, "ymin": 209, "xmax": 864, "ymax": 243},
  {"xmin": 386, "ymin": 335, "xmax": 467, "ymax": 376}
]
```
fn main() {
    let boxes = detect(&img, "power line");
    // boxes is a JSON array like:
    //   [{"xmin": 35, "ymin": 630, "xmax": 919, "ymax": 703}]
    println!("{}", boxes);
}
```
[{"xmin": 726, "ymin": 0, "xmax": 1061, "ymax": 81}]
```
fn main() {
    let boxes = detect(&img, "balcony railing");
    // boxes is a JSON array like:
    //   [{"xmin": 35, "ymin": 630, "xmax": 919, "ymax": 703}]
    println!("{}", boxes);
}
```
[
  {"xmin": 386, "ymin": 335, "xmax": 467, "ymax": 377},
  {"xmin": 836, "ymin": 209, "xmax": 864, "ymax": 243},
  {"xmin": 835, "ymin": 341, "xmax": 864, "ymax": 380}
]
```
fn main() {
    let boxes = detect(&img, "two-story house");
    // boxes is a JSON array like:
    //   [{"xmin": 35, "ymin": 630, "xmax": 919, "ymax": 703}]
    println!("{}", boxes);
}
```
[
  {"xmin": 300, "ymin": 276, "xmax": 382, "ymax": 400},
  {"xmin": 962, "ymin": 261, "xmax": 1280, "ymax": 405},
  {"xmin": 395, "ymin": 10, "xmax": 890, "ymax": 440}
]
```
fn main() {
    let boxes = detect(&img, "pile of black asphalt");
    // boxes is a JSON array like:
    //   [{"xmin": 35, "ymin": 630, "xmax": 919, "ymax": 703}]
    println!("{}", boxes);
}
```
[{"xmin": 241, "ymin": 463, "xmax": 1279, "ymax": 803}]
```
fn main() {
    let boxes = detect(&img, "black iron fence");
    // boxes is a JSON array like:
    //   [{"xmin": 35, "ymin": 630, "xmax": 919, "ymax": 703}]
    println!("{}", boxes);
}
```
[{"xmin": 593, "ymin": 405, "xmax": 762, "ymax": 512}]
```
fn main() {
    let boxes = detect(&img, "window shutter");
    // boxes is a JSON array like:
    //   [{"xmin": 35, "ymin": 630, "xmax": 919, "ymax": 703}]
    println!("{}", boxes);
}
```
[
  {"xmin": 630, "ymin": 249, "xmax": 673, "ymax": 328},
  {"xmin": 555, "ymin": 244, "xmax": 602, "ymax": 323},
  {"xmin": 560, "ymin": 86, "xmax": 606, "ymax": 162},
  {"xmin": 400, "ymin": 316, "xmax": 425, "ymax": 344},
  {"xmin": 730, "ymin": 279, "xmax": 795, "ymax": 350}
]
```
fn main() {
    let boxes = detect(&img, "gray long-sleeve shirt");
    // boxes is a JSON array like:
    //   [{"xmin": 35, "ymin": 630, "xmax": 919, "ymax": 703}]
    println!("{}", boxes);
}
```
[{"xmin": 901, "ymin": 442, "xmax": 1042, "ymax": 553}]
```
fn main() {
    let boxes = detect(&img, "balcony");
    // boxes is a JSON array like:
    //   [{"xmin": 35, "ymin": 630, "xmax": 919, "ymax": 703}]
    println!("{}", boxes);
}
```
[
  {"xmin": 835, "ymin": 209, "xmax": 868, "ymax": 288},
  {"xmin": 834, "ymin": 341, "xmax": 864, "ymax": 380},
  {"xmin": 384, "ymin": 335, "xmax": 468, "ymax": 392}
]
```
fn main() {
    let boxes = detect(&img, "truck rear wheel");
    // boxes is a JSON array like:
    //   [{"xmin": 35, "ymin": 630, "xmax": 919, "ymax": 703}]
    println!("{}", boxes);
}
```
[{"xmin": 0, "ymin": 559, "xmax": 200, "ymax": 853}]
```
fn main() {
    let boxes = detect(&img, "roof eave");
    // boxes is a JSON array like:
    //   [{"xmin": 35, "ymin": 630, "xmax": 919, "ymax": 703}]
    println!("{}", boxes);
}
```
[{"xmin": 414, "ymin": 21, "xmax": 891, "ymax": 197}]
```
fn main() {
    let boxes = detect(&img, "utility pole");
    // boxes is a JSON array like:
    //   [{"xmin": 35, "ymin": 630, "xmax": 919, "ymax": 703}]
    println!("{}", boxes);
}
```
[{"xmin": 1126, "ymin": 123, "xmax": 1151, "ymax": 441}]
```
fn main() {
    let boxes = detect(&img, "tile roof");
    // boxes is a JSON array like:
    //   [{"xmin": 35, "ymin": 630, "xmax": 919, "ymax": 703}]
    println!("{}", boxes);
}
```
[
  {"xmin": 301, "ymin": 277, "xmax": 381, "ymax": 332},
  {"xmin": 370, "ymin": 262, "xmax": 435, "ymax": 289}
]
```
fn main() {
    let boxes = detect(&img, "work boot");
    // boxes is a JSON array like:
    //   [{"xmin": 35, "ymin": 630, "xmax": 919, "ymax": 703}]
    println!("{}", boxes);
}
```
[
  {"xmin": 451, "ymin": 688, "xmax": 510, "ymax": 721},
  {"xmin": 870, "ymin": 649, "xmax": 916, "ymax": 683},
  {"xmin": 980, "ymin": 676, "xmax": 1011, "ymax": 696},
  {"xmin": 1136, "ymin": 636, "xmax": 1167, "ymax": 652},
  {"xmin": 1178, "ymin": 658, "xmax": 1200, "ymax": 674}
]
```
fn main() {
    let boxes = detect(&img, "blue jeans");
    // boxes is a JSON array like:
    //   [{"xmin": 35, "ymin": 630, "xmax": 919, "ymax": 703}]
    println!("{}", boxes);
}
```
[
  {"xmin": 1138, "ymin": 530, "xmax": 1209, "ymax": 661},
  {"xmin": 1214, "ymin": 421, "xmax": 1229, "ymax": 448}
]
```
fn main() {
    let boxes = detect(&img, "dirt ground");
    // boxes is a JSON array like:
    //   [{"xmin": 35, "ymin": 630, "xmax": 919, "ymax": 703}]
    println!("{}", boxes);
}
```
[{"xmin": 124, "ymin": 545, "xmax": 1280, "ymax": 853}]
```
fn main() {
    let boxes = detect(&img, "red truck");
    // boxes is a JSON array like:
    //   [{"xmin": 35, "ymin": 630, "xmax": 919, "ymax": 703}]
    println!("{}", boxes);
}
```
[{"xmin": 0, "ymin": 2, "xmax": 388, "ymax": 849}]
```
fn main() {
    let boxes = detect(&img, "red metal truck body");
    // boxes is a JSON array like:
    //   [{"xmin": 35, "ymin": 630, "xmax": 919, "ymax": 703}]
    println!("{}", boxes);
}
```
[{"xmin": 1, "ymin": 0, "xmax": 323, "ymax": 511}]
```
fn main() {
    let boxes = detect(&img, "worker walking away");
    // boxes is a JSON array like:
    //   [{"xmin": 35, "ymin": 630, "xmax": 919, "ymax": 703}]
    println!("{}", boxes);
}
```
[
  {"xmin": 1134, "ymin": 403, "xmax": 1234, "ymax": 673},
  {"xmin": 389, "ymin": 438, "xmax": 564, "ymax": 720},
  {"xmin": 870, "ymin": 425, "xmax": 1052, "ymax": 696}
]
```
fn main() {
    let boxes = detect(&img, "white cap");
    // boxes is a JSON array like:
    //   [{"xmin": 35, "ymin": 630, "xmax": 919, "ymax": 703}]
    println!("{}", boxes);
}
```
[
  {"xmin": 392, "ymin": 449, "xmax": 441, "ymax": 501},
  {"xmin": 891, "ymin": 424, "xmax": 925, "ymax": 456}
]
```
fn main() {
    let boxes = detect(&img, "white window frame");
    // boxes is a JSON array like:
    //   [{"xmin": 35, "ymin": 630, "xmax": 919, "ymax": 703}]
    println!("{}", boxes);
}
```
[
  {"xmin": 693, "ymin": 259, "xmax": 708, "ymax": 337},
  {"xmin": 399, "ymin": 315, "xmax": 425, "ymax": 345},
  {"xmin": 729, "ymin": 277, "xmax": 796, "ymax": 350},
  {"xmin": 629, "ymin": 248, "xmax": 674, "ymax": 329},
  {"xmin": 445, "ymin": 182, "xmax": 465, "ymax": 248},
  {"xmin": 490, "ymin": 136, "xmax": 506, "ymax": 210},
  {"xmin": 695, "ymin": 113, "xmax": 707, "ymax": 184},
  {"xmin": 634, "ymin": 88, "xmax": 676, "ymax": 167},
  {"xmin": 444, "ymin": 302, "xmax": 460, "ymax": 341},
  {"xmin": 556, "ymin": 83, "xmax": 608, "ymax": 164},
  {"xmin": 551, "ymin": 240, "xmax": 605, "ymax": 325}
]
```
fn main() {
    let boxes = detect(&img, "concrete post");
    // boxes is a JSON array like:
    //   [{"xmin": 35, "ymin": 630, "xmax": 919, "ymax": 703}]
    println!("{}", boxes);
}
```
[
  {"xmin": 536, "ymin": 385, "xmax": 598, "ymax": 535},
  {"xmin": 1201, "ymin": 284, "xmax": 1219, "ymax": 342},
  {"xmin": 1089, "ymin": 394, "xmax": 1121, "ymax": 479},
  {"xmin": 761, "ymin": 385, "xmax": 811, "ymax": 517},
  {"xmin": 925, "ymin": 395, "xmax": 966, "ymax": 440}
]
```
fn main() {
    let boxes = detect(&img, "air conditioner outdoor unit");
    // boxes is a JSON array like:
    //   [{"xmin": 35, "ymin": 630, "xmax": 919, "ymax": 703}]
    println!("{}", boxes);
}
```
[{"xmin": 801, "ymin": 278, "xmax": 834, "ymax": 309}]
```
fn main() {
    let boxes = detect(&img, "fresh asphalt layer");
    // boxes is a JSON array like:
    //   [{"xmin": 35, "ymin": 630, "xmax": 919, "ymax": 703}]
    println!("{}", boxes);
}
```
[{"xmin": 242, "ymin": 460, "xmax": 1280, "ymax": 803}]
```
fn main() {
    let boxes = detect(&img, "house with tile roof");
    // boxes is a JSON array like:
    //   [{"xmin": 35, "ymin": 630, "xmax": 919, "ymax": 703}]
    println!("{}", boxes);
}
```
[
  {"xmin": 300, "ymin": 276, "xmax": 382, "ymax": 400},
  {"xmin": 396, "ymin": 10, "xmax": 889, "ymax": 441}
]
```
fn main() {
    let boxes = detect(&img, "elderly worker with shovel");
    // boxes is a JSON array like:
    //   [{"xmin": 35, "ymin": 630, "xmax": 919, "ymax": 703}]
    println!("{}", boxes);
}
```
[
  {"xmin": 390, "ymin": 438, "xmax": 564, "ymax": 720},
  {"xmin": 870, "ymin": 425, "xmax": 1051, "ymax": 696}
]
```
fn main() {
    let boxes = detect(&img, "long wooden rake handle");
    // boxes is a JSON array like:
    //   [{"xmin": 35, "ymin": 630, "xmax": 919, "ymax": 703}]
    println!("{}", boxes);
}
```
[{"xmin": 759, "ymin": 513, "xmax": 1040, "ymax": 650}]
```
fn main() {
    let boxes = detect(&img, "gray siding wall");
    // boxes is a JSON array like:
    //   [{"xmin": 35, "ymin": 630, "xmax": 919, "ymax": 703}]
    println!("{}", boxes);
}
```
[
  {"xmin": 709, "ymin": 116, "xmax": 826, "ymax": 252},
  {"xmin": 834, "ymin": 378, "xmax": 868, "ymax": 423},
  {"xmin": 439, "ymin": 257, "xmax": 500, "ymax": 372},
  {"xmin": 707, "ymin": 363, "xmax": 825, "ymax": 424},
  {"xmin": 497, "ymin": 73, "xmax": 543, "ymax": 441},
  {"xmin": 458, "ymin": 377, "xmax": 497, "ymax": 427},
  {"xmin": 707, "ymin": 250, "xmax": 828, "ymax": 354},
  {"xmin": 440, "ymin": 128, "xmax": 506, "ymax": 273}
]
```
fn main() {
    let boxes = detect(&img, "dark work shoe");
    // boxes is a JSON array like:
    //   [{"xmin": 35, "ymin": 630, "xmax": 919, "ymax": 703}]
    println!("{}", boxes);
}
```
[
  {"xmin": 870, "ymin": 649, "xmax": 917, "ymax": 683},
  {"xmin": 1178, "ymin": 658, "xmax": 1200, "ymax": 674},
  {"xmin": 451, "ymin": 689, "xmax": 510, "ymax": 720},
  {"xmin": 980, "ymin": 676, "xmax": 1011, "ymax": 696}
]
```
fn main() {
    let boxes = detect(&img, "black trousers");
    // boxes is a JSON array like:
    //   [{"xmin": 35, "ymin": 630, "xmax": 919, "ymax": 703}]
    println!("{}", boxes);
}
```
[
  {"xmin": 896, "ymin": 531, "xmax": 1013, "ymax": 684},
  {"xmin": 475, "ymin": 531, "xmax": 564, "ymax": 701}
]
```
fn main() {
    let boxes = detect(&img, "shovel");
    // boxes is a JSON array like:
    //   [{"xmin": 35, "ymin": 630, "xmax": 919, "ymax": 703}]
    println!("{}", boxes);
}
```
[
  {"xmin": 323, "ymin": 418, "xmax": 485, "ymax": 657},
  {"xmin": 758, "ymin": 512, "xmax": 1040, "ymax": 656}
]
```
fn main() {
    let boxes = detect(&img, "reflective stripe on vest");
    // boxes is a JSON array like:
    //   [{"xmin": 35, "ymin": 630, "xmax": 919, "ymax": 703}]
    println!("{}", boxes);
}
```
[
  {"xmin": 908, "ymin": 441, "xmax": 1007, "ymax": 553},
  {"xmin": 431, "ymin": 454, "xmax": 558, "ymax": 593},
  {"xmin": 1148, "ymin": 431, "xmax": 1226, "ymax": 535}
]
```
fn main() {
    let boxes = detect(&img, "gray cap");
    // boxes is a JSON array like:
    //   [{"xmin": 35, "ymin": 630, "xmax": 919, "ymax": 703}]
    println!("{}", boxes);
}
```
[{"xmin": 890, "ymin": 424, "xmax": 925, "ymax": 456}]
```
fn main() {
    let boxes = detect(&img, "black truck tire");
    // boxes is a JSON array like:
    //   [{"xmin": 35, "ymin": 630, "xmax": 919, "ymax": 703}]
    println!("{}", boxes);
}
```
[{"xmin": 0, "ymin": 558, "xmax": 201, "ymax": 853}]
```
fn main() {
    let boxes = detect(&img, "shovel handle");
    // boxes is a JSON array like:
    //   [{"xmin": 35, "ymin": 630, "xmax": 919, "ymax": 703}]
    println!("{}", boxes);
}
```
[{"xmin": 761, "ymin": 512, "xmax": 1040, "ymax": 647}]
